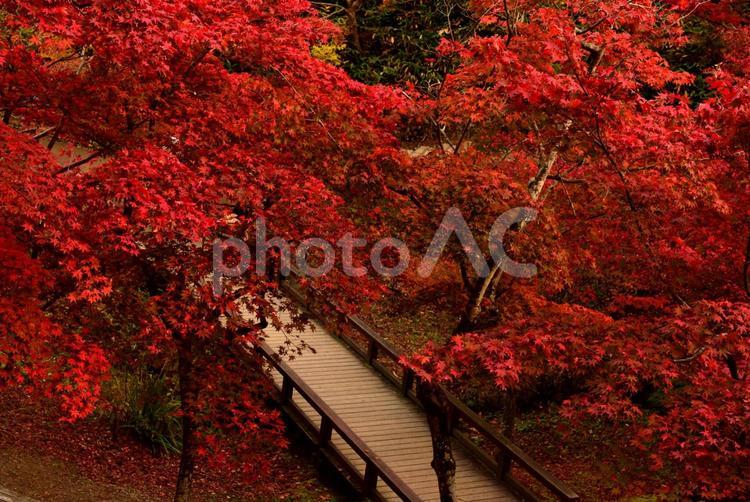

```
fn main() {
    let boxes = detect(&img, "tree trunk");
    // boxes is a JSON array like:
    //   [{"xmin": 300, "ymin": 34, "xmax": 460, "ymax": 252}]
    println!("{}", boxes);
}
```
[
  {"xmin": 174, "ymin": 341, "xmax": 198, "ymax": 502},
  {"xmin": 417, "ymin": 380, "xmax": 456, "ymax": 502},
  {"xmin": 345, "ymin": 0, "xmax": 363, "ymax": 50},
  {"xmin": 743, "ymin": 235, "xmax": 749, "ymax": 297},
  {"xmin": 456, "ymin": 268, "xmax": 496, "ymax": 333},
  {"xmin": 501, "ymin": 391, "xmax": 517, "ymax": 438},
  {"xmin": 456, "ymin": 149, "xmax": 559, "ymax": 332},
  {"xmin": 725, "ymin": 355, "xmax": 740, "ymax": 381}
]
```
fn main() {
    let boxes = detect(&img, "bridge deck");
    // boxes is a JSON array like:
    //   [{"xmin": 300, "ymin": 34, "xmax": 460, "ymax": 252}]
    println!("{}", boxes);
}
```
[{"xmin": 263, "ymin": 309, "xmax": 518, "ymax": 502}]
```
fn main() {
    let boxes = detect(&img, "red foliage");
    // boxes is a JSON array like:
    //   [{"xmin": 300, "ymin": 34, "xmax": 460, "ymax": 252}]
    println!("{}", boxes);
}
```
[
  {"xmin": 0, "ymin": 0, "xmax": 401, "ymax": 490},
  {"xmin": 402, "ymin": 0, "xmax": 750, "ymax": 498},
  {"xmin": 1, "ymin": 0, "xmax": 748, "ymax": 498}
]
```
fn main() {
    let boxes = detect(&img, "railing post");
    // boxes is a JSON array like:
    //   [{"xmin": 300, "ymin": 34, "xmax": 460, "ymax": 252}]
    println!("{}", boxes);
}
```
[
  {"xmin": 497, "ymin": 449, "xmax": 512, "ymax": 479},
  {"xmin": 319, "ymin": 415, "xmax": 333, "ymax": 445},
  {"xmin": 366, "ymin": 338, "xmax": 378, "ymax": 365},
  {"xmin": 446, "ymin": 404, "xmax": 457, "ymax": 434},
  {"xmin": 280, "ymin": 374, "xmax": 293, "ymax": 404},
  {"xmin": 363, "ymin": 462, "xmax": 378, "ymax": 495},
  {"xmin": 401, "ymin": 368, "xmax": 414, "ymax": 396}
]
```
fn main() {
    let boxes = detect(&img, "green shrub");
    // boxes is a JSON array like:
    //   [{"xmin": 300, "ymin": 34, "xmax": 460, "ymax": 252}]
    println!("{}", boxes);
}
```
[{"xmin": 102, "ymin": 366, "xmax": 182, "ymax": 454}]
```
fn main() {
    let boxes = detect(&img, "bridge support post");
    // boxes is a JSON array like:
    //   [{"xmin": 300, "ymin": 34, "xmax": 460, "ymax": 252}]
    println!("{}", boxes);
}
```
[
  {"xmin": 366, "ymin": 339, "xmax": 379, "ymax": 364},
  {"xmin": 319, "ymin": 416, "xmax": 333, "ymax": 445},
  {"xmin": 363, "ymin": 462, "xmax": 378, "ymax": 495},
  {"xmin": 281, "ymin": 374, "xmax": 294, "ymax": 403},
  {"xmin": 497, "ymin": 450, "xmax": 512, "ymax": 479},
  {"xmin": 401, "ymin": 368, "xmax": 414, "ymax": 396}
]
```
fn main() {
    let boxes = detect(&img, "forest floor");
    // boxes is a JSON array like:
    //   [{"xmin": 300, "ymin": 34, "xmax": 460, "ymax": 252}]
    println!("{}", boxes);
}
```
[
  {"xmin": 0, "ymin": 389, "xmax": 339, "ymax": 502},
  {"xmin": 0, "ymin": 288, "xmax": 666, "ymax": 502}
]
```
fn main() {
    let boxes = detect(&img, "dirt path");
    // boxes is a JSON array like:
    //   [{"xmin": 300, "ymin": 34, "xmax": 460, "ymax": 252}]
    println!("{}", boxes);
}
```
[
  {"xmin": 0, "ymin": 448, "xmax": 154, "ymax": 502},
  {"xmin": 0, "ymin": 486, "xmax": 38, "ymax": 502}
]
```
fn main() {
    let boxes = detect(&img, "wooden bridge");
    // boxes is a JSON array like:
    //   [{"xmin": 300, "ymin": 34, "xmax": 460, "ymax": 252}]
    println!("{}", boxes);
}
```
[{"xmin": 236, "ymin": 274, "xmax": 579, "ymax": 502}]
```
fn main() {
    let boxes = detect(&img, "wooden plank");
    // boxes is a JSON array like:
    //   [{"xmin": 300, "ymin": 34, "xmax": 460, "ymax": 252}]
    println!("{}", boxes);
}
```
[
  {"xmin": 287, "ymin": 357, "xmax": 365, "ymax": 365},
  {"xmin": 347, "ymin": 419, "xmax": 427, "ymax": 431},
  {"xmin": 288, "ymin": 349, "xmax": 365, "ymax": 358},
  {"xmin": 349, "ymin": 425, "xmax": 428, "ymax": 438},
  {"xmin": 316, "ymin": 390, "xmax": 405, "ymax": 402},
  {"xmin": 327, "ymin": 401, "xmax": 414, "ymax": 412},
  {"xmin": 297, "ymin": 365, "xmax": 374, "ymax": 375},
  {"xmin": 300, "ymin": 368, "xmax": 377, "ymax": 380},
  {"xmin": 361, "ymin": 437, "xmax": 433, "ymax": 449}
]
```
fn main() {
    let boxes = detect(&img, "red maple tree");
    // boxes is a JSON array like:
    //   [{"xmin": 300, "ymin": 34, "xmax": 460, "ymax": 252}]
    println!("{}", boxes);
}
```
[
  {"xmin": 395, "ymin": 1, "xmax": 749, "ymax": 499},
  {"xmin": 0, "ymin": 0, "xmax": 401, "ymax": 499}
]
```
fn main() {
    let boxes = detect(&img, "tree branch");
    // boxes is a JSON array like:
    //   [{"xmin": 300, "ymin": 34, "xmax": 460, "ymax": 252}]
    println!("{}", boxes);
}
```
[
  {"xmin": 54, "ymin": 150, "xmax": 104, "ymax": 176},
  {"xmin": 575, "ymin": 17, "xmax": 608, "ymax": 36},
  {"xmin": 386, "ymin": 184, "xmax": 428, "ymax": 212},
  {"xmin": 744, "ymin": 235, "xmax": 750, "ymax": 297},
  {"xmin": 275, "ymin": 67, "xmax": 343, "ymax": 153},
  {"xmin": 33, "ymin": 126, "xmax": 57, "ymax": 140},
  {"xmin": 581, "ymin": 41, "xmax": 605, "ymax": 74},
  {"xmin": 547, "ymin": 174, "xmax": 588, "ymax": 185},
  {"xmin": 672, "ymin": 346, "xmax": 706, "ymax": 363}
]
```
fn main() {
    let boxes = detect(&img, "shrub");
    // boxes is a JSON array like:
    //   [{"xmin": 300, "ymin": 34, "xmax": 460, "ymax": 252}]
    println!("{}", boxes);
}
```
[{"xmin": 102, "ymin": 366, "xmax": 182, "ymax": 454}]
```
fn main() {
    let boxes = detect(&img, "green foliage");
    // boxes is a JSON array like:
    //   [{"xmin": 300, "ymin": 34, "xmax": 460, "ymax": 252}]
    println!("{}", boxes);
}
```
[
  {"xmin": 317, "ymin": 0, "xmax": 476, "ymax": 89},
  {"xmin": 660, "ymin": 18, "xmax": 724, "ymax": 105},
  {"xmin": 102, "ymin": 366, "xmax": 182, "ymax": 454}
]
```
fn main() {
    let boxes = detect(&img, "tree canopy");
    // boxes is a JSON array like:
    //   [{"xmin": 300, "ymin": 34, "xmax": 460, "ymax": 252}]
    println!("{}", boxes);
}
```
[{"xmin": 1, "ymin": 0, "xmax": 748, "ymax": 500}]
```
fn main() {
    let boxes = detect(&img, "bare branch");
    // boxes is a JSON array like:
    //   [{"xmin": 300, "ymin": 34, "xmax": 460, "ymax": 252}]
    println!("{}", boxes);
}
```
[
  {"xmin": 275, "ymin": 67, "xmax": 343, "ymax": 153},
  {"xmin": 672, "ymin": 346, "xmax": 706, "ymax": 363},
  {"xmin": 54, "ymin": 150, "xmax": 104, "ymax": 176},
  {"xmin": 674, "ymin": 0, "xmax": 711, "ymax": 25},
  {"xmin": 575, "ymin": 17, "xmax": 608, "ymax": 35},
  {"xmin": 547, "ymin": 174, "xmax": 588, "ymax": 185},
  {"xmin": 33, "ymin": 126, "xmax": 57, "ymax": 140}
]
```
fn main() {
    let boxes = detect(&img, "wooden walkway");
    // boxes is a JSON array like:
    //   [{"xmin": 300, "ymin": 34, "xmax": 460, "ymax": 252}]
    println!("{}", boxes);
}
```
[
  {"xmin": 261, "ymin": 309, "xmax": 518, "ymax": 501},
  {"xmin": 234, "ymin": 273, "xmax": 579, "ymax": 501}
]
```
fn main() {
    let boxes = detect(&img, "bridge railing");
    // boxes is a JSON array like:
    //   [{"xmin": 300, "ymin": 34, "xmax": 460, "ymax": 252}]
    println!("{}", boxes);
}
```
[
  {"xmin": 279, "ymin": 269, "xmax": 580, "ymax": 502},
  {"xmin": 234, "ymin": 341, "xmax": 423, "ymax": 502}
]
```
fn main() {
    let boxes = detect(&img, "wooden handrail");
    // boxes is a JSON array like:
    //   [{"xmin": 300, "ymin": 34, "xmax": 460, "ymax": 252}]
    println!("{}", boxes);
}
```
[
  {"xmin": 347, "ymin": 314, "xmax": 402, "ymax": 361},
  {"xmin": 279, "ymin": 268, "xmax": 580, "ymax": 501},
  {"xmin": 441, "ymin": 393, "xmax": 580, "ymax": 501},
  {"xmin": 235, "ymin": 341, "xmax": 422, "ymax": 502}
]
